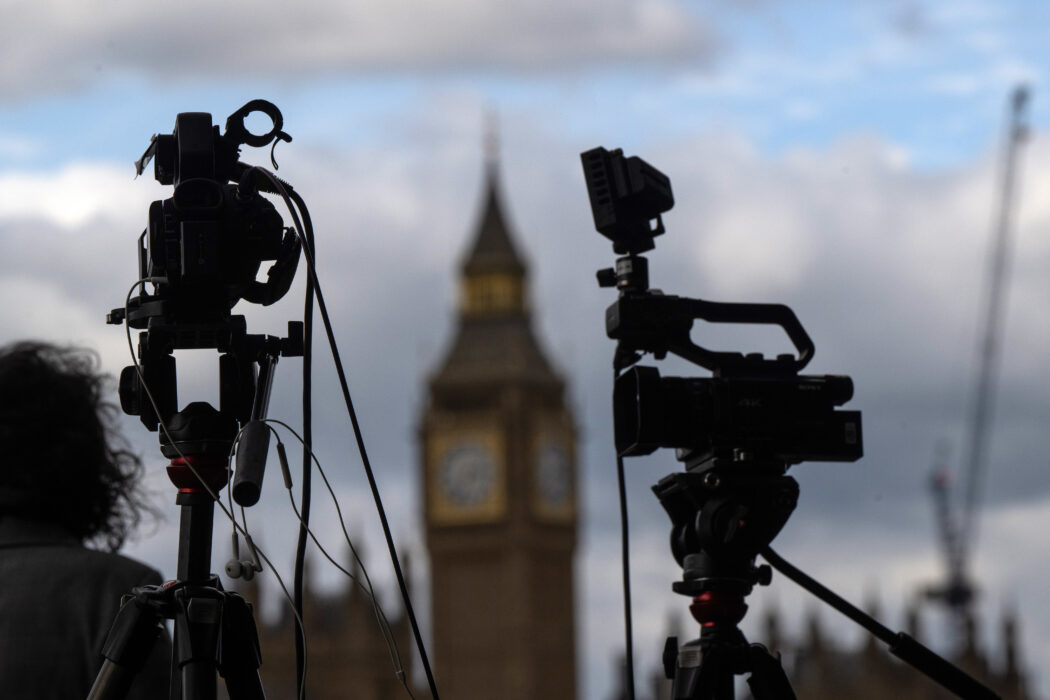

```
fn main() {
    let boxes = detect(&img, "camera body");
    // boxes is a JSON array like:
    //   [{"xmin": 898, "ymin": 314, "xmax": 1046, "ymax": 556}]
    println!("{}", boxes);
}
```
[
  {"xmin": 130, "ymin": 108, "xmax": 294, "ymax": 329},
  {"xmin": 144, "ymin": 175, "xmax": 285, "ymax": 319}
]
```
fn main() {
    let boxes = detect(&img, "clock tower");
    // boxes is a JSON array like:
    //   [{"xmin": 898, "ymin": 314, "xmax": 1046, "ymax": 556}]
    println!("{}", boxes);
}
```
[{"xmin": 420, "ymin": 146, "xmax": 577, "ymax": 699}]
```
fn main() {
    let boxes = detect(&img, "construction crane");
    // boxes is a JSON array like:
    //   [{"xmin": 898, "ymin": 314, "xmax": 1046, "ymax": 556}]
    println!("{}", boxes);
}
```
[
  {"xmin": 925, "ymin": 86, "xmax": 1030, "ymax": 646},
  {"xmin": 927, "ymin": 84, "xmax": 1031, "ymax": 640}
]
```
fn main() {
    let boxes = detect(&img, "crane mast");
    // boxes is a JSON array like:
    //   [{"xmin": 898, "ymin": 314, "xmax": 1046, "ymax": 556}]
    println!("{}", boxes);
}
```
[{"xmin": 926, "ymin": 86, "xmax": 1030, "ymax": 645}]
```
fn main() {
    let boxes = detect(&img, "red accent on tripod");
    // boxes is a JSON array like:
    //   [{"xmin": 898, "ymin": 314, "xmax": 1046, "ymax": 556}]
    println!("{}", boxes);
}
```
[
  {"xmin": 690, "ymin": 590, "xmax": 748, "ymax": 628},
  {"xmin": 165, "ymin": 454, "xmax": 230, "ymax": 493}
]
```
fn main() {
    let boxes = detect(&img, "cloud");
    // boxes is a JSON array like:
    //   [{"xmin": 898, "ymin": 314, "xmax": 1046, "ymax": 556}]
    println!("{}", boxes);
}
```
[
  {"xmin": 1, "ymin": 0, "xmax": 715, "ymax": 101},
  {"xmin": 0, "ymin": 162, "xmax": 159, "ymax": 227}
]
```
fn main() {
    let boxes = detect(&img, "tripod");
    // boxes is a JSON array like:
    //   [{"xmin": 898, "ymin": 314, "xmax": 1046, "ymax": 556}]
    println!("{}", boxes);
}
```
[
  {"xmin": 87, "ymin": 404, "xmax": 265, "ymax": 700},
  {"xmin": 88, "ymin": 329, "xmax": 298, "ymax": 700},
  {"xmin": 654, "ymin": 452, "xmax": 1001, "ymax": 700},
  {"xmin": 654, "ymin": 452, "xmax": 798, "ymax": 700}
]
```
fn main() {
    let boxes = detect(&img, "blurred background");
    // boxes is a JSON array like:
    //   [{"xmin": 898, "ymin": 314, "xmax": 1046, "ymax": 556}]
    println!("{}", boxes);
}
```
[{"xmin": 1, "ymin": 1, "xmax": 1048, "ymax": 698}]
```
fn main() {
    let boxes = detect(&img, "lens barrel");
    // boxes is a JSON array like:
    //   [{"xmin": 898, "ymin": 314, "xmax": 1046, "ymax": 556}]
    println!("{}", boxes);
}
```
[{"xmin": 613, "ymin": 366, "xmax": 862, "ymax": 463}]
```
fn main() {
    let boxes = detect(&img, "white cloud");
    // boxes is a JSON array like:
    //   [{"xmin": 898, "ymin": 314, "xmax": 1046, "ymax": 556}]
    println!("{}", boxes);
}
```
[
  {"xmin": 0, "ymin": 275, "xmax": 111, "ymax": 345},
  {"xmin": 0, "ymin": 162, "xmax": 159, "ymax": 227},
  {"xmin": 0, "ymin": 0, "xmax": 714, "ymax": 100}
]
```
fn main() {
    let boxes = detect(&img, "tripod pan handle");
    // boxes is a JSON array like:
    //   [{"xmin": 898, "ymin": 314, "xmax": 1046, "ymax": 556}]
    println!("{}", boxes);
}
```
[{"xmin": 233, "ymin": 421, "xmax": 270, "ymax": 507}]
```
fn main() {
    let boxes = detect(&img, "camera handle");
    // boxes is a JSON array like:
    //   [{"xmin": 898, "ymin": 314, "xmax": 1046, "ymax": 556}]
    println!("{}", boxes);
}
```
[
  {"xmin": 224, "ymin": 100, "xmax": 286, "ymax": 149},
  {"xmin": 135, "ymin": 100, "xmax": 290, "ymax": 178},
  {"xmin": 600, "ymin": 254, "xmax": 814, "ymax": 375}
]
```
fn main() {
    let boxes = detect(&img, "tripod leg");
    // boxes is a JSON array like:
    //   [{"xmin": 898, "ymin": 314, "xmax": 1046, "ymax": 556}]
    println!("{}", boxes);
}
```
[
  {"xmin": 88, "ymin": 591, "xmax": 166, "ymax": 700},
  {"xmin": 173, "ymin": 588, "xmax": 222, "ymax": 700},
  {"xmin": 670, "ymin": 639, "xmax": 736, "ymax": 700},
  {"xmin": 745, "ymin": 644, "xmax": 796, "ymax": 700},
  {"xmin": 217, "ymin": 592, "xmax": 265, "ymax": 700}
]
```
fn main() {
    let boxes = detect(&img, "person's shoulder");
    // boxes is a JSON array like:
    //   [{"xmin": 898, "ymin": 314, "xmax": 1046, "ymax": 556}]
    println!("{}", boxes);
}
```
[{"xmin": 75, "ymin": 547, "xmax": 166, "ymax": 588}]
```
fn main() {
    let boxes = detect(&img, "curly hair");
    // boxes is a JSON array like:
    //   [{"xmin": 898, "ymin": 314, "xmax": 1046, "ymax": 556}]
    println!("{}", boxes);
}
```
[{"xmin": 0, "ymin": 341, "xmax": 147, "ymax": 552}]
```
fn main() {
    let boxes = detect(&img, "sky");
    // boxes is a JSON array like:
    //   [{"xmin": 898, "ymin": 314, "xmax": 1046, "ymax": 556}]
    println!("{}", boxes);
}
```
[{"xmin": 2, "ymin": 1, "xmax": 1049, "ymax": 698}]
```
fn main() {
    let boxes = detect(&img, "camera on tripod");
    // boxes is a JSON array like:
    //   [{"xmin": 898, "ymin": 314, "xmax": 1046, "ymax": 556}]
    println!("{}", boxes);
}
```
[
  {"xmin": 583, "ymin": 145, "xmax": 864, "ymax": 698},
  {"xmin": 582, "ymin": 147, "xmax": 1003, "ymax": 700},
  {"xmin": 91, "ymin": 100, "xmax": 309, "ymax": 700}
]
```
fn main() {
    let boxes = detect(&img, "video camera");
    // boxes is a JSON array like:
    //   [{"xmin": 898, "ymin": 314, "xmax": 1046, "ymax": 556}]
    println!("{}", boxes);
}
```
[
  {"xmin": 582, "ymin": 146, "xmax": 862, "ymax": 469},
  {"xmin": 108, "ymin": 100, "xmax": 303, "ymax": 457},
  {"xmin": 124, "ymin": 99, "xmax": 300, "ymax": 324}
]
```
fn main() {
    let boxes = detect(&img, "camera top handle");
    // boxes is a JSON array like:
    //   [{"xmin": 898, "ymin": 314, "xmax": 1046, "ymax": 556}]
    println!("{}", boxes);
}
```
[
  {"xmin": 583, "ymin": 146, "xmax": 815, "ymax": 377},
  {"xmin": 224, "ymin": 99, "xmax": 286, "ymax": 148},
  {"xmin": 600, "ymin": 247, "xmax": 814, "ymax": 376},
  {"xmin": 607, "ymin": 289, "xmax": 815, "ymax": 377}
]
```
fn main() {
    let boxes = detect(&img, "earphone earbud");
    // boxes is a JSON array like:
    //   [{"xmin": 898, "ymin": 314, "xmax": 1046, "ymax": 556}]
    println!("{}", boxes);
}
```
[{"xmin": 226, "ymin": 532, "xmax": 262, "ymax": 581}]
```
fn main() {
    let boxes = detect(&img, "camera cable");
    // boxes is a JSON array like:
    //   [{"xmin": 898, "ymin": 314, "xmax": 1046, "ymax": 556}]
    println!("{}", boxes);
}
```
[
  {"xmin": 249, "ymin": 168, "xmax": 441, "ymax": 700},
  {"xmin": 293, "ymin": 188, "xmax": 315, "ymax": 700},
  {"xmin": 616, "ymin": 451, "xmax": 636, "ymax": 700},
  {"xmin": 262, "ymin": 418, "xmax": 415, "ymax": 698}
]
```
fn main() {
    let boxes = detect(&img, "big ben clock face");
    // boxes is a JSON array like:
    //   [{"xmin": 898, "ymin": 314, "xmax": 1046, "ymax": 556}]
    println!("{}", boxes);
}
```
[
  {"xmin": 440, "ymin": 444, "xmax": 495, "ymax": 506},
  {"xmin": 533, "ymin": 436, "xmax": 574, "ymax": 521},
  {"xmin": 428, "ymin": 428, "xmax": 506, "ymax": 525},
  {"xmin": 537, "ymin": 443, "xmax": 570, "ymax": 505}
]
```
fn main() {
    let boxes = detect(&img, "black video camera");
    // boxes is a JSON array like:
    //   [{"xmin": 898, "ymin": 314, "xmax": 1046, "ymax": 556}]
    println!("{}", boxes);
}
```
[
  {"xmin": 582, "ymin": 146, "xmax": 861, "ymax": 468},
  {"xmin": 110, "ymin": 101, "xmax": 303, "ymax": 448},
  {"xmin": 126, "ymin": 99, "xmax": 300, "ymax": 326}
]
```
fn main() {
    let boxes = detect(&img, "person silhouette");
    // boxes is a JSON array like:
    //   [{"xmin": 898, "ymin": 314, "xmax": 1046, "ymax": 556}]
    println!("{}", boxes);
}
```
[{"xmin": 0, "ymin": 341, "xmax": 171, "ymax": 698}]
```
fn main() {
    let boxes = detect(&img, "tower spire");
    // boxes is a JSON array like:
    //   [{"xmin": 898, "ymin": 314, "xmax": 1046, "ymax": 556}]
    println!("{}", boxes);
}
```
[
  {"xmin": 430, "ymin": 119, "xmax": 560, "ymax": 391},
  {"xmin": 457, "ymin": 117, "xmax": 529, "ymax": 318},
  {"xmin": 484, "ymin": 107, "xmax": 500, "ymax": 173}
]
